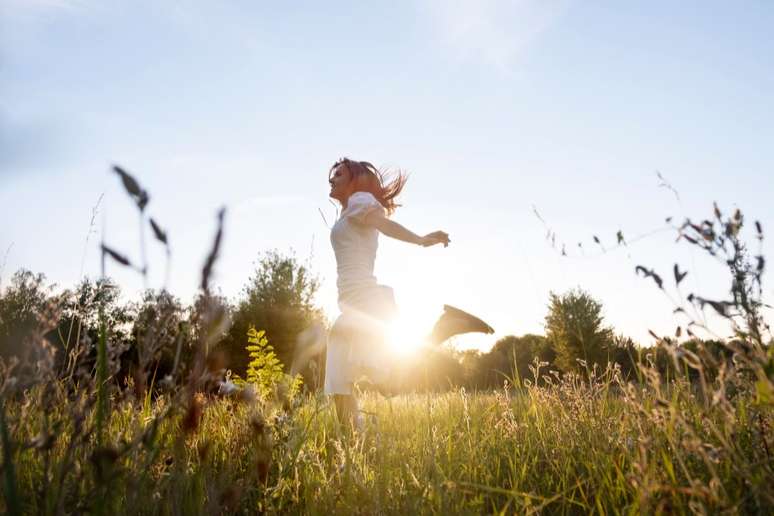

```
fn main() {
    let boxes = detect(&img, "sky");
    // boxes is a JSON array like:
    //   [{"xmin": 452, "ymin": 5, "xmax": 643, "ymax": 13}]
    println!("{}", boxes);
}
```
[{"xmin": 1, "ymin": 0, "xmax": 773, "ymax": 352}]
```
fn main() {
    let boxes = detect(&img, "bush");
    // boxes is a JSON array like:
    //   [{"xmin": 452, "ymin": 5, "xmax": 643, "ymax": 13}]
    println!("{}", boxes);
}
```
[
  {"xmin": 225, "ymin": 250, "xmax": 323, "ymax": 382},
  {"xmin": 545, "ymin": 288, "xmax": 614, "ymax": 373}
]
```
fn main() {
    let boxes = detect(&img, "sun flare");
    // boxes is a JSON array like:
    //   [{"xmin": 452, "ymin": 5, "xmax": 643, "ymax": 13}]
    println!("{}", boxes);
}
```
[{"xmin": 386, "ymin": 313, "xmax": 428, "ymax": 356}]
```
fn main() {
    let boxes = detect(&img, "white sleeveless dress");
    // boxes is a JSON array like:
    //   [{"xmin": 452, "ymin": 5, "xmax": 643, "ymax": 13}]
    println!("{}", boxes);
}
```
[{"xmin": 324, "ymin": 191, "xmax": 397, "ymax": 395}]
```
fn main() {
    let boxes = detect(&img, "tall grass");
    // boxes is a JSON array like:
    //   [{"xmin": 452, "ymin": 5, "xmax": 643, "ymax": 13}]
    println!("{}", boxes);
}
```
[{"xmin": 1, "ymin": 364, "xmax": 771, "ymax": 514}]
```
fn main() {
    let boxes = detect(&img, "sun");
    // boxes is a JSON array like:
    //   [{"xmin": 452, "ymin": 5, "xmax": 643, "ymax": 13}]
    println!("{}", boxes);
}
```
[{"xmin": 386, "ymin": 313, "xmax": 428, "ymax": 356}]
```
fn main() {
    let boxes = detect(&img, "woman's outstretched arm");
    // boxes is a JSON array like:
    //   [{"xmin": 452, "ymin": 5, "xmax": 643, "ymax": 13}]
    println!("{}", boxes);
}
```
[{"xmin": 364, "ymin": 212, "xmax": 450, "ymax": 247}]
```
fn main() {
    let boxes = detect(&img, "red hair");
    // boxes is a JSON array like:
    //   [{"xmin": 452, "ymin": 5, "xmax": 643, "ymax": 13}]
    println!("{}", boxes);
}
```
[{"xmin": 330, "ymin": 158, "xmax": 408, "ymax": 216}]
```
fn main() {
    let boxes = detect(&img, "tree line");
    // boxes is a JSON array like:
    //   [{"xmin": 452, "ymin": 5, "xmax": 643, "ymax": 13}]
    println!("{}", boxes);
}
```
[{"xmin": 0, "ymin": 250, "xmax": 757, "ymax": 396}]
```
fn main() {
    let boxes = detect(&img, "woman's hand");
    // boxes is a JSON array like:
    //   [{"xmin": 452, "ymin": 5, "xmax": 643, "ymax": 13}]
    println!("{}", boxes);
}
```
[
  {"xmin": 366, "ymin": 213, "xmax": 450, "ymax": 248},
  {"xmin": 419, "ymin": 231, "xmax": 450, "ymax": 248}
]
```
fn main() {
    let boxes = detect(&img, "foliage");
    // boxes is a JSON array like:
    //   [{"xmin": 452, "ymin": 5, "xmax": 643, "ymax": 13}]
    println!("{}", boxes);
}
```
[
  {"xmin": 244, "ymin": 328, "xmax": 282, "ymax": 388},
  {"xmin": 607, "ymin": 333, "xmax": 640, "ymax": 380},
  {"xmin": 230, "ymin": 327, "xmax": 288, "ymax": 398},
  {"xmin": 477, "ymin": 334, "xmax": 553, "ymax": 387},
  {"xmin": 638, "ymin": 205, "xmax": 773, "ymax": 409},
  {"xmin": 226, "ymin": 250, "xmax": 323, "ymax": 380},
  {"xmin": 127, "ymin": 289, "xmax": 190, "ymax": 395},
  {"xmin": 188, "ymin": 291, "xmax": 231, "ymax": 354},
  {"xmin": 0, "ymin": 270, "xmax": 56, "ymax": 365},
  {"xmin": 545, "ymin": 288, "xmax": 614, "ymax": 373}
]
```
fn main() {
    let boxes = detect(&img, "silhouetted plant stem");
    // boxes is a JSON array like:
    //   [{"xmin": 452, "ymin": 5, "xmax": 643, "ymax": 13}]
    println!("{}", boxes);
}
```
[
  {"xmin": 63, "ymin": 194, "xmax": 103, "ymax": 368},
  {"xmin": 96, "ymin": 305, "xmax": 108, "ymax": 446},
  {"xmin": 96, "ymin": 237, "xmax": 108, "ymax": 446}
]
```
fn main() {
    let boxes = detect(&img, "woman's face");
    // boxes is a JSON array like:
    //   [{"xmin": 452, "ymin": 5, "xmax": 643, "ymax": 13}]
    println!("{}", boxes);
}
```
[{"xmin": 328, "ymin": 163, "xmax": 352, "ymax": 202}]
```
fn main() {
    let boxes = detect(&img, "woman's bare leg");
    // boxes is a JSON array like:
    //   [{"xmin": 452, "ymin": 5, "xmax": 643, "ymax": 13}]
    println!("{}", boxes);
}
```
[{"xmin": 333, "ymin": 393, "xmax": 359, "ymax": 430}]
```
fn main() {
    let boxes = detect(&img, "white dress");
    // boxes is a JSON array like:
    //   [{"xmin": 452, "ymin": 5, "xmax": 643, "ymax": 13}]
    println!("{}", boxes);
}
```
[{"xmin": 324, "ymin": 191, "xmax": 397, "ymax": 395}]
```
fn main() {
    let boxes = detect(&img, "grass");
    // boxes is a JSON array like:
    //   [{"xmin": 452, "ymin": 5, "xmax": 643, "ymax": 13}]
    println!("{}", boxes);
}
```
[{"xmin": 3, "ymin": 365, "xmax": 771, "ymax": 515}]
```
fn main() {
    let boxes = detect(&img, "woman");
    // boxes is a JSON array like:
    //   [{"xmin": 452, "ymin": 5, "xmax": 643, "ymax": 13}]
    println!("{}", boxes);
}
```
[{"xmin": 325, "ymin": 158, "xmax": 450, "ymax": 428}]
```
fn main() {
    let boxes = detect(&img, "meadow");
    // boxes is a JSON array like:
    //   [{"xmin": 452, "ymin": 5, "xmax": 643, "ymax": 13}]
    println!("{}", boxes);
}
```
[
  {"xmin": 1, "ymin": 168, "xmax": 772, "ymax": 514},
  {"xmin": 3, "ymin": 361, "xmax": 772, "ymax": 514}
]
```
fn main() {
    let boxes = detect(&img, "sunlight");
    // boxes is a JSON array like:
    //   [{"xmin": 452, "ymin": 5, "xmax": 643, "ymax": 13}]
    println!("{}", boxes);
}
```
[{"xmin": 386, "ymin": 313, "xmax": 428, "ymax": 357}]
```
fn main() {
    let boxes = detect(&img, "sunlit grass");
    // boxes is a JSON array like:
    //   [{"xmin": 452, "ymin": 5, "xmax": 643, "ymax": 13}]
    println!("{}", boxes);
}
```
[{"xmin": 4, "ymin": 366, "xmax": 771, "ymax": 514}]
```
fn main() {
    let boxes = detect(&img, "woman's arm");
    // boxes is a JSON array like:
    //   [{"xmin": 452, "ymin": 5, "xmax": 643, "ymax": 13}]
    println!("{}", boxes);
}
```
[{"xmin": 364, "ymin": 211, "xmax": 450, "ymax": 247}]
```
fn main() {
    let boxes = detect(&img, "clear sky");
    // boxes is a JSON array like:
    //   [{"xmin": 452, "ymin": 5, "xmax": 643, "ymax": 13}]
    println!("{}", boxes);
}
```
[{"xmin": 2, "ymin": 0, "xmax": 772, "ymax": 351}]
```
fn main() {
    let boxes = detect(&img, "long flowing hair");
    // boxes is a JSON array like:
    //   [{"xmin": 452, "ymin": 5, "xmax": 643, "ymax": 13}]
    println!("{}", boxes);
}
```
[{"xmin": 330, "ymin": 158, "xmax": 408, "ymax": 216}]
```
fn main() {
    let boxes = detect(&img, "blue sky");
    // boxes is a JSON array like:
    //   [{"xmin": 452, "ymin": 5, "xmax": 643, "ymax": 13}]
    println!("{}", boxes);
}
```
[{"xmin": 2, "ymin": 0, "xmax": 772, "ymax": 351}]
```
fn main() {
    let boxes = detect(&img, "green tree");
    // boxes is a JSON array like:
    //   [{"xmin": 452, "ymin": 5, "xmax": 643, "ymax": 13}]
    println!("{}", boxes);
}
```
[
  {"xmin": 545, "ymin": 288, "xmax": 613, "ymax": 373},
  {"xmin": 401, "ymin": 346, "xmax": 465, "ymax": 392},
  {"xmin": 128, "ymin": 289, "xmax": 189, "ymax": 393},
  {"xmin": 225, "ymin": 250, "xmax": 322, "ymax": 378},
  {"xmin": 607, "ymin": 334, "xmax": 640, "ymax": 380},
  {"xmin": 189, "ymin": 291, "xmax": 231, "ymax": 353},
  {"xmin": 54, "ymin": 277, "xmax": 133, "ymax": 377},
  {"xmin": 480, "ymin": 334, "xmax": 553, "ymax": 387},
  {"xmin": 0, "ymin": 270, "xmax": 56, "ymax": 365}
]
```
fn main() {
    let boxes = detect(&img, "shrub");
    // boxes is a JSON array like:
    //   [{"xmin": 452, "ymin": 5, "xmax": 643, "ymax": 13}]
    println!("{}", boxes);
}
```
[{"xmin": 232, "ymin": 327, "xmax": 302, "ymax": 401}]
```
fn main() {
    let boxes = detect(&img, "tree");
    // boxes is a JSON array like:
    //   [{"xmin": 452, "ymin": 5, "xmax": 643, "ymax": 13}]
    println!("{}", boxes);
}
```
[
  {"xmin": 607, "ymin": 334, "xmax": 640, "ymax": 380},
  {"xmin": 545, "ymin": 288, "xmax": 613, "ymax": 373},
  {"xmin": 479, "ymin": 334, "xmax": 553, "ymax": 387},
  {"xmin": 225, "ymin": 250, "xmax": 323, "ymax": 379},
  {"xmin": 53, "ymin": 277, "xmax": 133, "ymax": 377},
  {"xmin": 127, "ymin": 289, "xmax": 188, "ymax": 393},
  {"xmin": 189, "ymin": 290, "xmax": 231, "ymax": 353},
  {"xmin": 401, "ymin": 346, "xmax": 465, "ymax": 392},
  {"xmin": 0, "ymin": 270, "xmax": 56, "ymax": 366},
  {"xmin": 458, "ymin": 349, "xmax": 483, "ymax": 387}
]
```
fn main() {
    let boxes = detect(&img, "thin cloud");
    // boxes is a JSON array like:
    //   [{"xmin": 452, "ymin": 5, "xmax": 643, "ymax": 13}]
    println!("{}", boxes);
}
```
[{"xmin": 422, "ymin": 0, "xmax": 572, "ymax": 72}]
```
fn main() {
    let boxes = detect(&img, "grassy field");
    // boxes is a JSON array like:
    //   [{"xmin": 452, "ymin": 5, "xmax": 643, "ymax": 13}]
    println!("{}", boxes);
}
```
[{"xmin": 3, "ymin": 364, "xmax": 772, "ymax": 515}]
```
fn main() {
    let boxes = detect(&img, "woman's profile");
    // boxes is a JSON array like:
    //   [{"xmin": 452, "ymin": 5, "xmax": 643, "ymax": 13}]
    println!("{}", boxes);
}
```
[{"xmin": 325, "ymin": 158, "xmax": 449, "ymax": 429}]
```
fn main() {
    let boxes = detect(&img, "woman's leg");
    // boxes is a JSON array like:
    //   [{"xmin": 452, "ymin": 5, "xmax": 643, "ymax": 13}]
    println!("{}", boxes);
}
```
[{"xmin": 333, "ymin": 393, "xmax": 360, "ymax": 430}]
